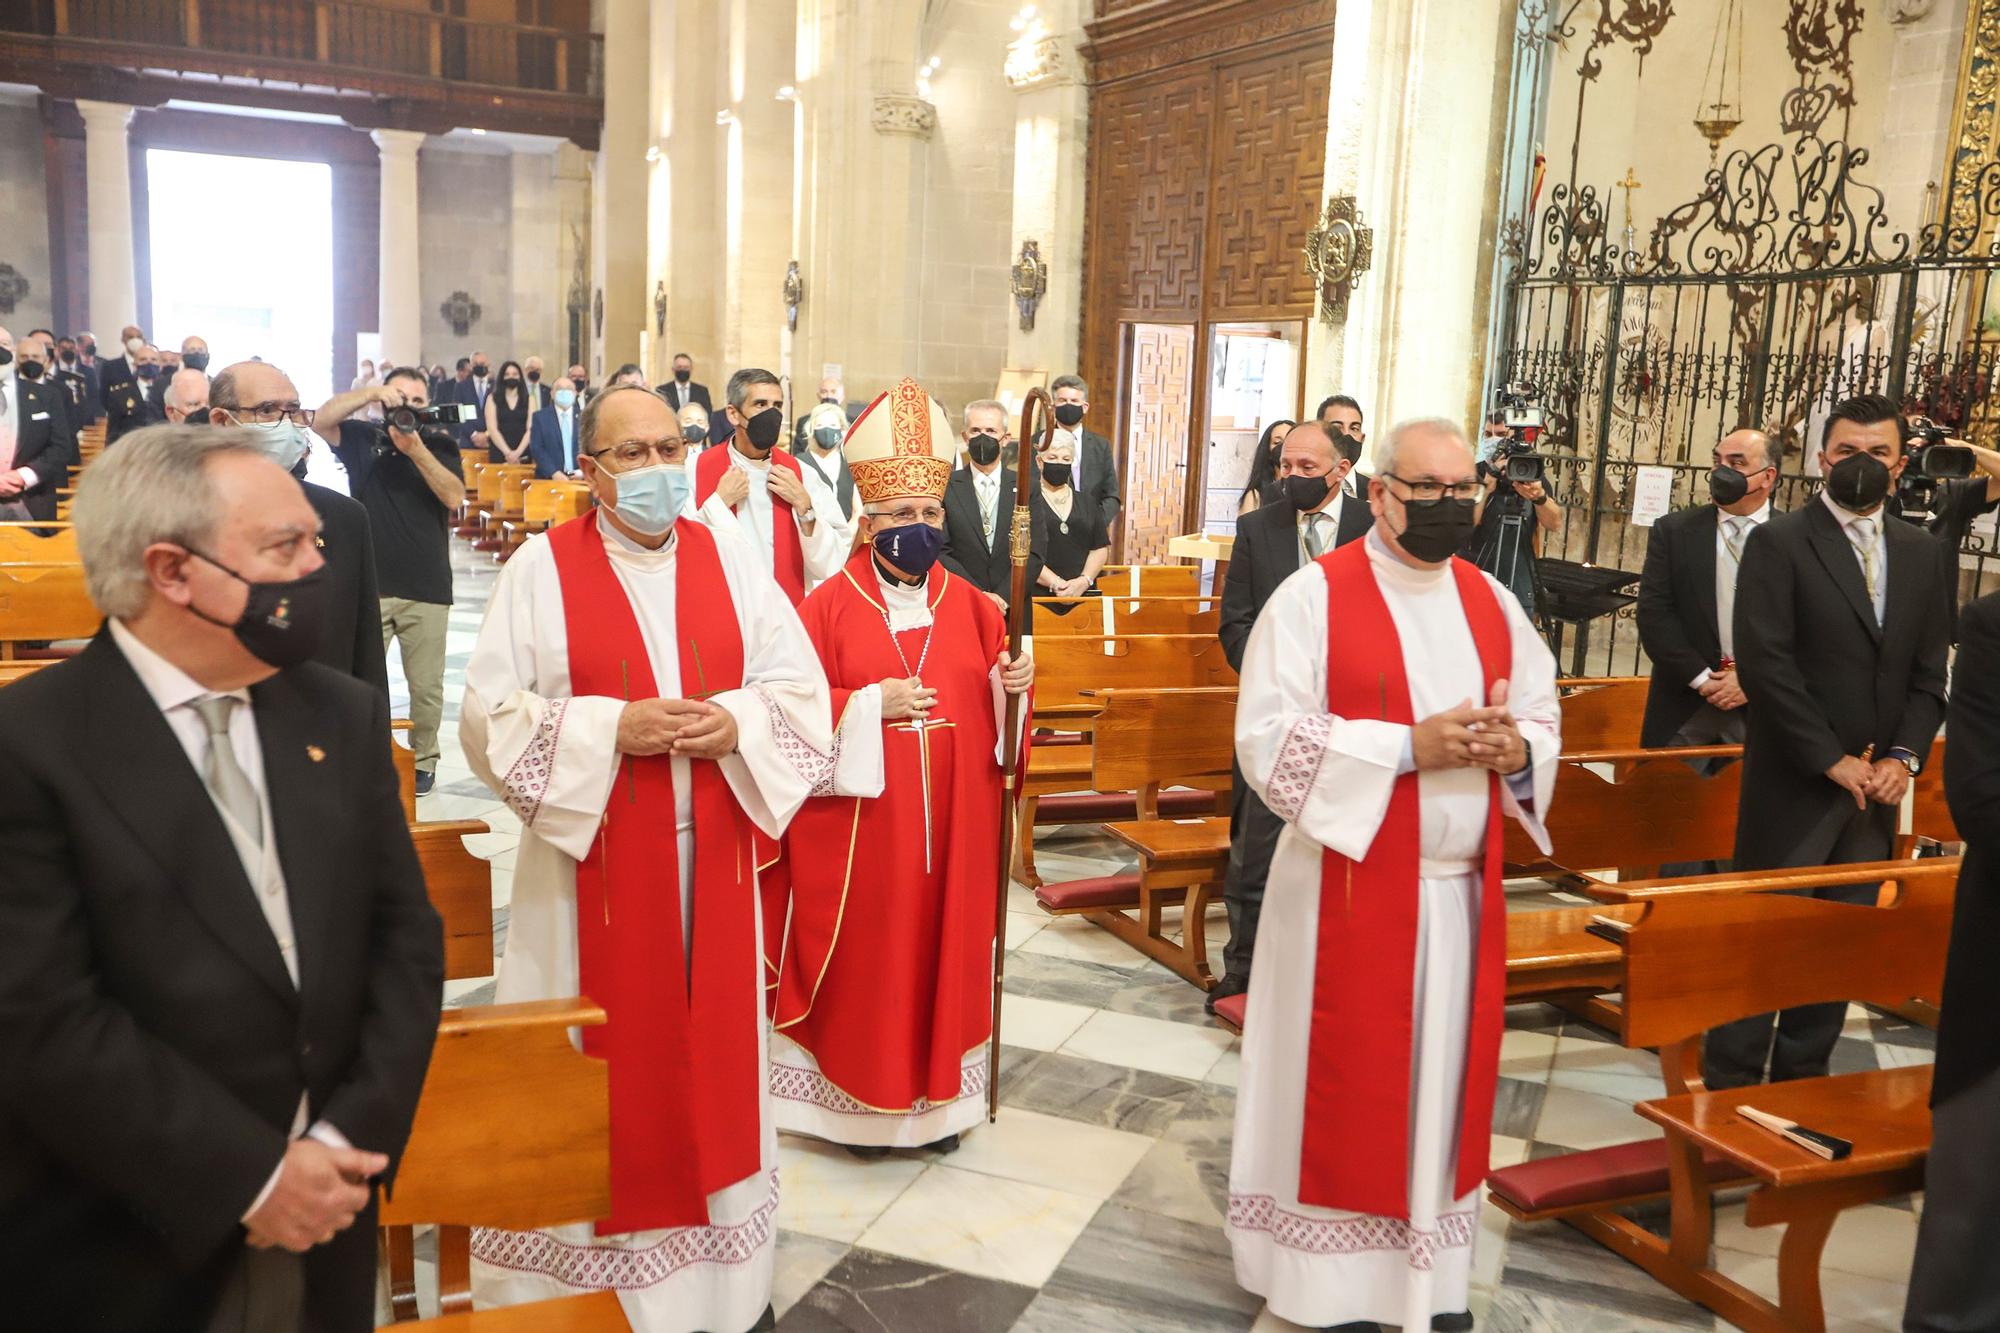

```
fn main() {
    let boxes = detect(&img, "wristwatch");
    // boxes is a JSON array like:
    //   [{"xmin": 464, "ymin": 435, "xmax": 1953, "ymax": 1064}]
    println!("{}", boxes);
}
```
[
  {"xmin": 799, "ymin": 508, "xmax": 817, "ymax": 524},
  {"xmin": 1885, "ymin": 746, "xmax": 1921, "ymax": 777}
]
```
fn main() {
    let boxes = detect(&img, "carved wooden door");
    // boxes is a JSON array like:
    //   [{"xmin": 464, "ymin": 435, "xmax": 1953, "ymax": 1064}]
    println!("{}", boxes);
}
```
[{"xmin": 1122, "ymin": 323, "xmax": 1197, "ymax": 564}]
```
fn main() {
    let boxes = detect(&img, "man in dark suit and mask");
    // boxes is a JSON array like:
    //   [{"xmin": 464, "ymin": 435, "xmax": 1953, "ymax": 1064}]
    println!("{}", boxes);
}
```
[
  {"xmin": 941, "ymin": 398, "xmax": 1044, "ymax": 609},
  {"xmin": 1705, "ymin": 394, "xmax": 1951, "ymax": 1089},
  {"xmin": 1210, "ymin": 421, "xmax": 1374, "ymax": 1009},
  {"xmin": 0, "ymin": 423, "xmax": 442, "ymax": 1331}
]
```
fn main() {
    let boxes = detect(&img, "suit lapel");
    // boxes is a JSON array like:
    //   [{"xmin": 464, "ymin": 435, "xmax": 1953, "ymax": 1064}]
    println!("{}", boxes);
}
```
[
  {"xmin": 1806, "ymin": 501, "xmax": 1882, "ymax": 643},
  {"xmin": 1271, "ymin": 504, "xmax": 1302, "ymax": 576},
  {"xmin": 75, "ymin": 636, "xmax": 299, "ymax": 1007},
  {"xmin": 1689, "ymin": 506, "xmax": 1720, "ymax": 648},
  {"xmin": 252, "ymin": 672, "xmax": 333, "ymax": 1004},
  {"xmin": 1877, "ymin": 518, "xmax": 1929, "ymax": 651}
]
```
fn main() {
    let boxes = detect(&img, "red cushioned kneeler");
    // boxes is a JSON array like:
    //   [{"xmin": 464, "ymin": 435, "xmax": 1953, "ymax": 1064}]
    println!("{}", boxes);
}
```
[
  {"xmin": 1034, "ymin": 873, "xmax": 1141, "ymax": 912},
  {"xmin": 1487, "ymin": 1138, "xmax": 1751, "ymax": 1216}
]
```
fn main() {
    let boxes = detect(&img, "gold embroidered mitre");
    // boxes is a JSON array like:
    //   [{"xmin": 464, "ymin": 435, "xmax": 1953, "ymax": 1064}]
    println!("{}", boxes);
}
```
[{"xmin": 843, "ymin": 377, "xmax": 955, "ymax": 504}]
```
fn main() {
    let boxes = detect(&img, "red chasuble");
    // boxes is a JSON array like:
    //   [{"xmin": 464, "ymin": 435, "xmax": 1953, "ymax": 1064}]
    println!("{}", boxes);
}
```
[
  {"xmin": 695, "ymin": 444, "xmax": 808, "ymax": 605},
  {"xmin": 547, "ymin": 514, "xmax": 763, "ymax": 1233},
  {"xmin": 774, "ymin": 549, "xmax": 1007, "ymax": 1109},
  {"xmin": 1298, "ymin": 538, "xmax": 1512, "ymax": 1220}
]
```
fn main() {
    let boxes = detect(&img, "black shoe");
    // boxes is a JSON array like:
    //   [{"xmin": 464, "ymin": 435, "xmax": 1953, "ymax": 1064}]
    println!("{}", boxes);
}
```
[
  {"xmin": 843, "ymin": 1143, "xmax": 892, "ymax": 1161},
  {"xmin": 1204, "ymin": 972, "xmax": 1249, "ymax": 1015},
  {"xmin": 1433, "ymin": 1314, "xmax": 1474, "ymax": 1331},
  {"xmin": 925, "ymin": 1133, "xmax": 961, "ymax": 1154},
  {"xmin": 414, "ymin": 769, "xmax": 436, "ymax": 797},
  {"xmin": 750, "ymin": 1305, "xmax": 776, "ymax": 1332},
  {"xmin": 1323, "ymin": 1323, "xmax": 1382, "ymax": 1332}
]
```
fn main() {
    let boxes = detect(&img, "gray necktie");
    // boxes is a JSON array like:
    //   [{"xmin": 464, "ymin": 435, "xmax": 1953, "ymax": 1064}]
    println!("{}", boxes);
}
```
[
  {"xmin": 1850, "ymin": 517, "xmax": 1881, "ymax": 621},
  {"xmin": 1722, "ymin": 516, "xmax": 1748, "ymax": 566},
  {"xmin": 1303, "ymin": 513, "xmax": 1328, "ymax": 559},
  {"xmin": 193, "ymin": 696, "xmax": 263, "ymax": 845}
]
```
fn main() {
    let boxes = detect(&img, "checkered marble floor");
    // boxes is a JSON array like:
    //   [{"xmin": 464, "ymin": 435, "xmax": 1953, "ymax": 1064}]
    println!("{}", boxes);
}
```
[{"xmin": 386, "ymin": 540, "xmax": 1925, "ymax": 1332}]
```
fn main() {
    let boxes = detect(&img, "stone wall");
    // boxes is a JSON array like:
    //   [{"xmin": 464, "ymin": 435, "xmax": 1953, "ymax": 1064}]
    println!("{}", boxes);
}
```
[
  {"xmin": 0, "ymin": 96, "xmax": 55, "ymax": 337},
  {"xmin": 418, "ymin": 145, "xmax": 516, "ymax": 364}
]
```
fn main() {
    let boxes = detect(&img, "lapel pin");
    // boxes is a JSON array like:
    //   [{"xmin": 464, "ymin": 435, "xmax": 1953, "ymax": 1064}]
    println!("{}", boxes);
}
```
[{"xmin": 307, "ymin": 745, "xmax": 326, "ymax": 763}]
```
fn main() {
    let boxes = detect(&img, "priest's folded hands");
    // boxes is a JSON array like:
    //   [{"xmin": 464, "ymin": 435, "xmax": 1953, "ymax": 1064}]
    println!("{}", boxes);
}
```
[
  {"xmin": 614, "ymin": 695, "xmax": 740, "ymax": 758},
  {"xmin": 1412, "ymin": 678, "xmax": 1526, "ymax": 774}
]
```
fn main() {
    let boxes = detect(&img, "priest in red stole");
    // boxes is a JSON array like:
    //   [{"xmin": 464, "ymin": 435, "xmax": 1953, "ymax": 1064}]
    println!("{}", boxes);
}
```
[
  {"xmin": 691, "ymin": 365, "xmax": 847, "ymax": 603},
  {"xmin": 1227, "ymin": 418, "xmax": 1559, "ymax": 1332},
  {"xmin": 459, "ymin": 385, "xmax": 834, "ymax": 1333},
  {"xmin": 770, "ymin": 378, "xmax": 1033, "ymax": 1154}
]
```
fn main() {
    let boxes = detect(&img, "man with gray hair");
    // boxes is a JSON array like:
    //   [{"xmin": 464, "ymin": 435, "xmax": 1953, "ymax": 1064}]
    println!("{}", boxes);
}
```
[
  {"xmin": 0, "ymin": 423, "xmax": 443, "ymax": 1331},
  {"xmin": 164, "ymin": 367, "xmax": 211, "ymax": 424},
  {"xmin": 941, "ymin": 396, "xmax": 1043, "ymax": 609},
  {"xmin": 691, "ymin": 366, "xmax": 844, "ymax": 601},
  {"xmin": 1044, "ymin": 372, "xmax": 1120, "ymax": 528},
  {"xmin": 1227, "ymin": 416, "xmax": 1561, "ymax": 1331}
]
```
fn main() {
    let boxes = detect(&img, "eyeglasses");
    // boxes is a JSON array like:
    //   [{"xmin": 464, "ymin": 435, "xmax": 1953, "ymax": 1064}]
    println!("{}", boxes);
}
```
[
  {"xmin": 589, "ymin": 439, "xmax": 684, "ymax": 468},
  {"xmin": 1384, "ymin": 472, "xmax": 1483, "ymax": 503},
  {"xmin": 222, "ymin": 403, "xmax": 316, "ymax": 427},
  {"xmin": 871, "ymin": 504, "xmax": 946, "ymax": 525}
]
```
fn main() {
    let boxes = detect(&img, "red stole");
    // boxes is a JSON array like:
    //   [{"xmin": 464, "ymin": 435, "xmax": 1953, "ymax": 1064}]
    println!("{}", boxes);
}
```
[
  {"xmin": 1299, "ymin": 539, "xmax": 1512, "ymax": 1220},
  {"xmin": 695, "ymin": 444, "xmax": 807, "ymax": 605},
  {"xmin": 547, "ymin": 514, "xmax": 762, "ymax": 1233}
]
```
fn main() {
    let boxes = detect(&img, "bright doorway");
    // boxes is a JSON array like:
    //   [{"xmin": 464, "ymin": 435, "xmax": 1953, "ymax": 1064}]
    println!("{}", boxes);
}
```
[{"xmin": 146, "ymin": 148, "xmax": 335, "ymax": 406}]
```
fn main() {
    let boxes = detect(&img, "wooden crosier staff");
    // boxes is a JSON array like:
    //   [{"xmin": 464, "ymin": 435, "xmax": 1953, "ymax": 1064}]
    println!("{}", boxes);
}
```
[{"xmin": 989, "ymin": 385, "xmax": 1051, "ymax": 1121}]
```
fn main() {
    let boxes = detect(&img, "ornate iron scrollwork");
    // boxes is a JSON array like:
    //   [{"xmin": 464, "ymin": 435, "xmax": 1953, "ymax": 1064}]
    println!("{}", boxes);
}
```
[{"xmin": 1578, "ymin": 0, "xmax": 1675, "ymax": 82}]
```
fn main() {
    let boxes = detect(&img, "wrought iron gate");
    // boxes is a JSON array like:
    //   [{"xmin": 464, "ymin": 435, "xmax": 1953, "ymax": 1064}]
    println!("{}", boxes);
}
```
[{"xmin": 1498, "ymin": 131, "xmax": 2000, "ymax": 675}]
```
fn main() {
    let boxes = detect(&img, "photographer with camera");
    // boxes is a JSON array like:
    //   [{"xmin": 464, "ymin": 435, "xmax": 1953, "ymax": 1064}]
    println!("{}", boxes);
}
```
[
  {"xmin": 1889, "ymin": 416, "xmax": 2000, "ymax": 595},
  {"xmin": 1468, "ymin": 405, "xmax": 1562, "ymax": 620},
  {"xmin": 314, "ymin": 366, "xmax": 469, "ymax": 796}
]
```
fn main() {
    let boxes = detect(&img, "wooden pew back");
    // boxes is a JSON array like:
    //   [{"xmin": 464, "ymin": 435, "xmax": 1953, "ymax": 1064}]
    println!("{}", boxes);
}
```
[
  {"xmin": 1554, "ymin": 676, "xmax": 1651, "ymax": 752},
  {"xmin": 1089, "ymin": 687, "xmax": 1236, "ymax": 793},
  {"xmin": 0, "ymin": 522, "xmax": 80, "ymax": 563},
  {"xmin": 1503, "ymin": 753, "xmax": 1740, "ymax": 873},
  {"xmin": 1033, "ymin": 595, "xmax": 1221, "ymax": 637},
  {"xmin": 380, "ymin": 998, "xmax": 611, "ymax": 1231},
  {"xmin": 1033, "ymin": 634, "xmax": 1238, "ymax": 711},
  {"xmin": 1619, "ymin": 863, "xmax": 1954, "ymax": 1051},
  {"xmin": 411, "ymin": 819, "xmax": 495, "ymax": 981},
  {"xmin": 0, "ymin": 563, "xmax": 99, "ymax": 648},
  {"xmin": 1098, "ymin": 564, "xmax": 1201, "ymax": 597}
]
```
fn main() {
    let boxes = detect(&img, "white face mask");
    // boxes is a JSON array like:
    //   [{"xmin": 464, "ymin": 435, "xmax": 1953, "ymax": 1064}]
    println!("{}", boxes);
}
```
[
  {"xmin": 237, "ymin": 417, "xmax": 312, "ymax": 473},
  {"xmin": 124, "ymin": 336, "xmax": 145, "ymax": 357}
]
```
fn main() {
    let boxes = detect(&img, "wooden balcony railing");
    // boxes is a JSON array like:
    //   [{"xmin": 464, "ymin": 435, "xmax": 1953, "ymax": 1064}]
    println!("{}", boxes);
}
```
[{"xmin": 15, "ymin": 0, "xmax": 601, "ymax": 98}]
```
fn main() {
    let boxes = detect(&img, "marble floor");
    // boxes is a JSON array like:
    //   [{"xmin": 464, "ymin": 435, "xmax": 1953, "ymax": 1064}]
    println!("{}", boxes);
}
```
[{"xmin": 395, "ymin": 538, "xmax": 1925, "ymax": 1332}]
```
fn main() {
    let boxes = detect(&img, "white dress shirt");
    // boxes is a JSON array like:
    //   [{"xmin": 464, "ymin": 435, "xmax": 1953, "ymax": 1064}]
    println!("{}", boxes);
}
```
[
  {"xmin": 105, "ymin": 619, "xmax": 348, "ymax": 1219},
  {"xmin": 1696, "ymin": 499, "xmax": 1771, "ymax": 685},
  {"xmin": 1820, "ymin": 488, "xmax": 1888, "ymax": 625},
  {"xmin": 1295, "ymin": 488, "xmax": 1345, "ymax": 563},
  {"xmin": 0, "ymin": 365, "xmax": 16, "ymax": 478}
]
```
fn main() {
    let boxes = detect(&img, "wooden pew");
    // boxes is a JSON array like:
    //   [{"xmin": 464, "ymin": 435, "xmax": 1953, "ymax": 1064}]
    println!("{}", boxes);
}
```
[
  {"xmin": 456, "ymin": 453, "xmax": 488, "ymax": 538},
  {"xmin": 1033, "ymin": 687, "xmax": 1238, "ymax": 987},
  {"xmin": 1554, "ymin": 676, "xmax": 1652, "ymax": 751},
  {"xmin": 392, "ymin": 719, "xmax": 418, "ymax": 820},
  {"xmin": 1488, "ymin": 862, "xmax": 1953, "ymax": 1333},
  {"xmin": 481, "ymin": 466, "xmax": 536, "ymax": 555},
  {"xmin": 379, "ymin": 998, "xmax": 625, "ymax": 1328},
  {"xmin": 1097, "ymin": 564, "xmax": 1201, "ymax": 597},
  {"xmin": 0, "ymin": 562, "xmax": 99, "ymax": 658},
  {"xmin": 504, "ymin": 480, "xmax": 592, "ymax": 557},
  {"xmin": 1503, "ymin": 750, "xmax": 1743, "ymax": 880},
  {"xmin": 0, "ymin": 658, "xmax": 51, "ymax": 687},
  {"xmin": 411, "ymin": 818, "xmax": 497, "ymax": 981},
  {"xmin": 0, "ymin": 522, "xmax": 80, "ymax": 562},
  {"xmin": 1032, "ymin": 594, "xmax": 1222, "ymax": 638}
]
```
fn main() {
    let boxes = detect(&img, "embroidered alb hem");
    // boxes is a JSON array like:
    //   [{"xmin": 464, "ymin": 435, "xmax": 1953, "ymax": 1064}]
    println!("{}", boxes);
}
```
[
  {"xmin": 1226, "ymin": 1193, "xmax": 1476, "ymax": 1271},
  {"xmin": 769, "ymin": 1051, "xmax": 987, "ymax": 1116}
]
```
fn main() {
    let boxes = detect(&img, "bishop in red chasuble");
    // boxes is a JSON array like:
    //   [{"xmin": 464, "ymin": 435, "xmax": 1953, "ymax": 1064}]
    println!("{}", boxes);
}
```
[
  {"xmin": 770, "ymin": 378, "xmax": 1033, "ymax": 1152},
  {"xmin": 1227, "ymin": 419, "xmax": 1560, "ymax": 1331}
]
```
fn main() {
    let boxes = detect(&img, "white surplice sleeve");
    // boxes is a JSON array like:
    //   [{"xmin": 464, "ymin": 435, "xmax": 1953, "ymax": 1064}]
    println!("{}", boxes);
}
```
[
  {"xmin": 460, "ymin": 543, "xmax": 625, "ymax": 862},
  {"xmin": 703, "ymin": 526, "xmax": 838, "ymax": 837},
  {"xmin": 798, "ymin": 494, "xmax": 849, "ymax": 587},
  {"xmin": 1235, "ymin": 563, "xmax": 1409, "ymax": 862},
  {"xmin": 1487, "ymin": 570, "xmax": 1559, "ymax": 854}
]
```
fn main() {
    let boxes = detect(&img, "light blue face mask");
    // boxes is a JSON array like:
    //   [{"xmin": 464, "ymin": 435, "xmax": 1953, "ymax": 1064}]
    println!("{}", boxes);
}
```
[
  {"xmin": 237, "ymin": 417, "xmax": 311, "ymax": 473},
  {"xmin": 554, "ymin": 388, "xmax": 577, "ymax": 410},
  {"xmin": 610, "ymin": 462, "xmax": 689, "ymax": 535}
]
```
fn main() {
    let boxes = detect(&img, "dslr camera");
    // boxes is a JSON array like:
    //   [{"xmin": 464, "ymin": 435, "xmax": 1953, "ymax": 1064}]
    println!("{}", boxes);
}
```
[
  {"xmin": 385, "ymin": 400, "xmax": 475, "ymax": 450},
  {"xmin": 1896, "ymin": 416, "xmax": 1976, "ymax": 521},
  {"xmin": 1483, "ymin": 381, "xmax": 1547, "ymax": 486}
]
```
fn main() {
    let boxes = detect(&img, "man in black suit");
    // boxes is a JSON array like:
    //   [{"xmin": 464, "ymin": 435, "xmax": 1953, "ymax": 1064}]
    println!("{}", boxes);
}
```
[
  {"xmin": 1210, "ymin": 421, "xmax": 1374, "ymax": 1009},
  {"xmin": 522, "ymin": 355, "xmax": 551, "ymax": 412},
  {"xmin": 0, "ymin": 423, "xmax": 443, "ymax": 1331},
  {"xmin": 660, "ymin": 351, "xmax": 714, "ymax": 415},
  {"xmin": 1705, "ymin": 394, "xmax": 1951, "ymax": 1089},
  {"xmin": 1047, "ymin": 373, "xmax": 1120, "ymax": 529},
  {"xmin": 53, "ymin": 334, "xmax": 101, "ymax": 426},
  {"xmin": 210, "ymin": 361, "xmax": 390, "ymax": 695},
  {"xmin": 0, "ymin": 326, "xmax": 79, "ymax": 521},
  {"xmin": 1636, "ymin": 428, "xmax": 1778, "ymax": 754},
  {"xmin": 941, "ymin": 398, "xmax": 1044, "ymax": 608},
  {"xmin": 1906, "ymin": 589, "xmax": 2000, "ymax": 1331},
  {"xmin": 103, "ymin": 338, "xmax": 168, "ymax": 444}
]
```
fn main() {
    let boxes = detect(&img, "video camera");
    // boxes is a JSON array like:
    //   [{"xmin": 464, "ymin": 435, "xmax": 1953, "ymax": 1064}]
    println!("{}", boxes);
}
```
[
  {"xmin": 1483, "ymin": 381, "xmax": 1546, "ymax": 486},
  {"xmin": 380, "ymin": 400, "xmax": 476, "ymax": 452},
  {"xmin": 1896, "ymin": 416, "xmax": 1976, "ymax": 522}
]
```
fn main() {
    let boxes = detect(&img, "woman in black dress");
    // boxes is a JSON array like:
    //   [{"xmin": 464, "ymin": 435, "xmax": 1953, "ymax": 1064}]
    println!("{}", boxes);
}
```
[
  {"xmin": 1238, "ymin": 418, "xmax": 1295, "ymax": 516},
  {"xmin": 1031, "ymin": 436, "xmax": 1110, "ymax": 611},
  {"xmin": 484, "ymin": 359, "xmax": 532, "ymax": 464}
]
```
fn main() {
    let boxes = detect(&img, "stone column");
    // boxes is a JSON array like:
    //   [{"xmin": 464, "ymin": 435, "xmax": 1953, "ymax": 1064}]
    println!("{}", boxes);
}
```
[
  {"xmin": 1003, "ymin": 3, "xmax": 1087, "ymax": 380},
  {"xmin": 592, "ymin": 0, "xmax": 651, "ymax": 376},
  {"xmin": 509, "ymin": 149, "xmax": 563, "ymax": 365},
  {"xmin": 658, "ymin": 0, "xmax": 722, "ymax": 382},
  {"xmin": 722, "ymin": 0, "xmax": 796, "ymax": 377},
  {"xmin": 370, "ymin": 129, "xmax": 425, "ymax": 366},
  {"xmin": 77, "ymin": 100, "xmax": 138, "ymax": 340}
]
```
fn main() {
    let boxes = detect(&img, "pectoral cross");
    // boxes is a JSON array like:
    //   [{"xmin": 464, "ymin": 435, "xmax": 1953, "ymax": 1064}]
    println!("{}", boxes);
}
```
[{"xmin": 1615, "ymin": 166, "xmax": 1642, "ymax": 255}]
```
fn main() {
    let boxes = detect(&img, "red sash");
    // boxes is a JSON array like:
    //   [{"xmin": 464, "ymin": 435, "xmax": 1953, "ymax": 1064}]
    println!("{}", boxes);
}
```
[
  {"xmin": 548, "ymin": 514, "xmax": 762, "ymax": 1233},
  {"xmin": 695, "ymin": 444, "xmax": 807, "ymax": 605},
  {"xmin": 1299, "ymin": 539, "xmax": 1512, "ymax": 1219}
]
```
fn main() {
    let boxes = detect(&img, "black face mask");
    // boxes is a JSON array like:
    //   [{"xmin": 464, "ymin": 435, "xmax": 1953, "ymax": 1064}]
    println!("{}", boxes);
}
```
[
  {"xmin": 58, "ymin": 349, "xmax": 76, "ymax": 365},
  {"xmin": 186, "ymin": 551, "xmax": 327, "ymax": 669},
  {"xmin": 1054, "ymin": 402, "xmax": 1085, "ymax": 428},
  {"xmin": 1393, "ymin": 495, "xmax": 1479, "ymax": 564},
  {"xmin": 812, "ymin": 426, "xmax": 843, "ymax": 450},
  {"xmin": 503, "ymin": 377, "xmax": 522, "ymax": 388},
  {"xmin": 526, "ymin": 368, "xmax": 540, "ymax": 382},
  {"xmin": 744, "ymin": 406, "xmax": 784, "ymax": 450},
  {"xmin": 0, "ymin": 347, "xmax": 11, "ymax": 368},
  {"xmin": 967, "ymin": 433, "xmax": 1002, "ymax": 466},
  {"xmin": 1709, "ymin": 465, "xmax": 1753, "ymax": 507},
  {"xmin": 1282, "ymin": 473, "xmax": 1331, "ymax": 512},
  {"xmin": 1042, "ymin": 461, "xmax": 1073, "ymax": 487},
  {"xmin": 473, "ymin": 364, "xmax": 490, "ymax": 377},
  {"xmin": 683, "ymin": 422, "xmax": 707, "ymax": 446},
  {"xmin": 17, "ymin": 360, "xmax": 43, "ymax": 381},
  {"xmin": 1825, "ymin": 452, "xmax": 1892, "ymax": 511},
  {"xmin": 675, "ymin": 368, "xmax": 692, "ymax": 384},
  {"xmin": 181, "ymin": 351, "xmax": 210, "ymax": 373},
  {"xmin": 135, "ymin": 363, "xmax": 159, "ymax": 380}
]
